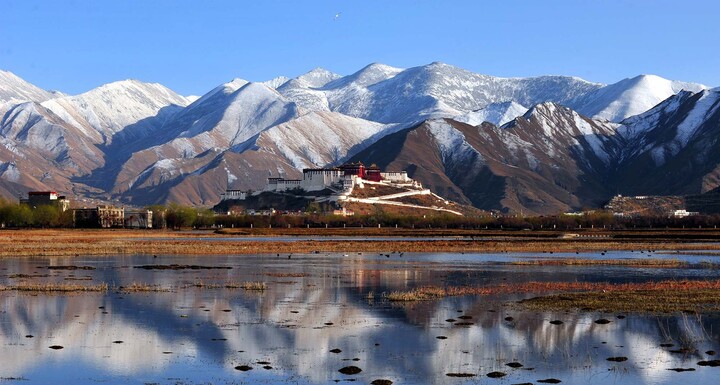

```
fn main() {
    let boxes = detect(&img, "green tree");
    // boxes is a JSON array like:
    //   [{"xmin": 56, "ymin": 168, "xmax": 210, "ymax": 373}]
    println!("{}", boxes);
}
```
[
  {"xmin": 33, "ymin": 205, "xmax": 60, "ymax": 228},
  {"xmin": 194, "ymin": 208, "xmax": 215, "ymax": 228},
  {"xmin": 7, "ymin": 204, "xmax": 33, "ymax": 227}
]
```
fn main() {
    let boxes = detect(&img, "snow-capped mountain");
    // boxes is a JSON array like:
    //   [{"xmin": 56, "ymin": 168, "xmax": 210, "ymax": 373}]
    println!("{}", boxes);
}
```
[
  {"xmin": 0, "ymin": 70, "xmax": 56, "ymax": 107},
  {"xmin": 455, "ymin": 101, "xmax": 528, "ymax": 126},
  {"xmin": 614, "ymin": 87, "xmax": 720, "ymax": 195},
  {"xmin": 279, "ymin": 62, "xmax": 604, "ymax": 124},
  {"xmin": 106, "ymin": 82, "xmax": 300, "ymax": 196},
  {"xmin": 0, "ymin": 64, "xmax": 717, "ymax": 211},
  {"xmin": 350, "ymin": 103, "xmax": 625, "ymax": 214},
  {"xmin": 40, "ymin": 79, "xmax": 191, "ymax": 145},
  {"xmin": 573, "ymin": 74, "xmax": 706, "ymax": 122}
]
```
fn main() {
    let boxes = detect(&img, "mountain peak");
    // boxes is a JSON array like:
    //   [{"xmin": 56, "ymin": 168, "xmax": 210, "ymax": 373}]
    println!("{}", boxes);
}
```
[
  {"xmin": 524, "ymin": 102, "xmax": 570, "ymax": 118},
  {"xmin": 573, "ymin": 73, "xmax": 706, "ymax": 122},
  {"xmin": 0, "ymin": 69, "xmax": 55, "ymax": 105},
  {"xmin": 326, "ymin": 62, "xmax": 403, "ymax": 89},
  {"xmin": 295, "ymin": 68, "xmax": 341, "ymax": 88}
]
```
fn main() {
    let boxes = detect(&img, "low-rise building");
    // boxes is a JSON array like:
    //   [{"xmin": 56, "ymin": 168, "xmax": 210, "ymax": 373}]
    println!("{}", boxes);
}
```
[
  {"xmin": 73, "ymin": 206, "xmax": 125, "ymax": 228},
  {"xmin": 20, "ymin": 191, "xmax": 70, "ymax": 212},
  {"xmin": 125, "ymin": 210, "xmax": 153, "ymax": 229}
]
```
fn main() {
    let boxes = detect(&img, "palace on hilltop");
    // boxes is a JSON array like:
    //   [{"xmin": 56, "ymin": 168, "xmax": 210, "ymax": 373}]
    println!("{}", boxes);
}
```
[{"xmin": 220, "ymin": 162, "xmax": 416, "ymax": 203}]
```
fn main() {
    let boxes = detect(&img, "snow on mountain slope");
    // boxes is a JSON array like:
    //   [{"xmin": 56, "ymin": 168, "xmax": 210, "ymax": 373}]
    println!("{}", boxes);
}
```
[
  {"xmin": 262, "ymin": 76, "xmax": 290, "ymax": 89},
  {"xmin": 294, "ymin": 68, "xmax": 341, "ymax": 88},
  {"xmin": 277, "ymin": 79, "xmax": 331, "ymax": 112},
  {"xmin": 572, "ymin": 74, "xmax": 707, "ymax": 122},
  {"xmin": 326, "ymin": 63, "xmax": 403, "ymax": 89},
  {"xmin": 0, "ymin": 102, "xmax": 103, "ymax": 171},
  {"xmin": 178, "ymin": 82, "xmax": 299, "ymax": 146},
  {"xmin": 256, "ymin": 111, "xmax": 392, "ymax": 169},
  {"xmin": 619, "ymin": 88, "xmax": 720, "ymax": 165},
  {"xmin": 512, "ymin": 103, "xmax": 622, "ymax": 165},
  {"xmin": 40, "ymin": 79, "xmax": 190, "ymax": 144},
  {"xmin": 455, "ymin": 101, "xmax": 528, "ymax": 126},
  {"xmin": 0, "ymin": 70, "xmax": 54, "ymax": 106},
  {"xmin": 111, "ymin": 82, "xmax": 300, "ymax": 194}
]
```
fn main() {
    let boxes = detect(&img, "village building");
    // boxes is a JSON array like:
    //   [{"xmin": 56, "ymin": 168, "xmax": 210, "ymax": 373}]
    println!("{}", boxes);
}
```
[
  {"xmin": 20, "ymin": 191, "xmax": 70, "ymax": 212},
  {"xmin": 124, "ymin": 209, "xmax": 153, "ymax": 229},
  {"xmin": 73, "ymin": 206, "xmax": 125, "ymax": 228}
]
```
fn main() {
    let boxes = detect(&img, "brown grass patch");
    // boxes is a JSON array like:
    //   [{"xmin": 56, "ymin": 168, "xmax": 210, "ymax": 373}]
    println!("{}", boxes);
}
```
[
  {"xmin": 0, "ymin": 283, "xmax": 108, "ymax": 292},
  {"xmin": 386, "ymin": 279, "xmax": 720, "ymax": 305},
  {"xmin": 520, "ymin": 289, "xmax": 720, "ymax": 313},
  {"xmin": 118, "ymin": 283, "xmax": 170, "ymax": 292},
  {"xmin": 239, "ymin": 281, "xmax": 267, "ymax": 291}
]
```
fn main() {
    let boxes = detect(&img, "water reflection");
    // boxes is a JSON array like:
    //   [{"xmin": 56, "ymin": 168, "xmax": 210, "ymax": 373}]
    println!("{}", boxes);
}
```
[{"xmin": 0, "ymin": 253, "xmax": 719, "ymax": 384}]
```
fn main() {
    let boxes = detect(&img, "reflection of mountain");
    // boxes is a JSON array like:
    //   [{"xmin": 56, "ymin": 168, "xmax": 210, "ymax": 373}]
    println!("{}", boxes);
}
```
[{"xmin": 0, "ymin": 255, "xmax": 719, "ymax": 384}]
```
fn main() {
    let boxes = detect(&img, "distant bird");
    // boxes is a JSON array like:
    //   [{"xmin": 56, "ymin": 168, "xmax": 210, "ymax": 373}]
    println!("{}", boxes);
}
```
[{"xmin": 334, "ymin": 12, "xmax": 342, "ymax": 21}]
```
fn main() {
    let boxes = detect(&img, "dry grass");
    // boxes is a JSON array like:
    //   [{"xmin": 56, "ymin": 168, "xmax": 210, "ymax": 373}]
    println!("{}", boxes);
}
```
[
  {"xmin": 1, "ymin": 229, "xmax": 720, "ymax": 257},
  {"xmin": 512, "ymin": 258, "xmax": 686, "ymax": 267},
  {"xmin": 386, "ymin": 279, "xmax": 720, "ymax": 304},
  {"xmin": 521, "ymin": 289, "xmax": 720, "ymax": 313},
  {"xmin": 0, "ymin": 282, "xmax": 108, "ymax": 292},
  {"xmin": 118, "ymin": 282, "xmax": 170, "ymax": 292},
  {"xmin": 239, "ymin": 281, "xmax": 267, "ymax": 291}
]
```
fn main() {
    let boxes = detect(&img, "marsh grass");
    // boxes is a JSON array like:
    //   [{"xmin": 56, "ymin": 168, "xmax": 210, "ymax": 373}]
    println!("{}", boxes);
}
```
[
  {"xmin": 521, "ymin": 288, "xmax": 720, "ymax": 313},
  {"xmin": 239, "ymin": 281, "xmax": 267, "ymax": 291},
  {"xmin": 0, "ymin": 282, "xmax": 108, "ymax": 292},
  {"xmin": 512, "ymin": 258, "xmax": 686, "ymax": 267},
  {"xmin": 118, "ymin": 282, "xmax": 170, "ymax": 292},
  {"xmin": 387, "ymin": 279, "xmax": 720, "ymax": 311}
]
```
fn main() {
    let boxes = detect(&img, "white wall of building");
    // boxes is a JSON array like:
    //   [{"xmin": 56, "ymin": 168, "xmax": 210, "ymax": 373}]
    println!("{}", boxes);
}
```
[{"xmin": 301, "ymin": 170, "xmax": 344, "ymax": 191}]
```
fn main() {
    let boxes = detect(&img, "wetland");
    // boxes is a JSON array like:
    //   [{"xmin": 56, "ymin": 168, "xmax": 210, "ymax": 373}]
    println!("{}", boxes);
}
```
[{"xmin": 1, "ymin": 229, "xmax": 720, "ymax": 384}]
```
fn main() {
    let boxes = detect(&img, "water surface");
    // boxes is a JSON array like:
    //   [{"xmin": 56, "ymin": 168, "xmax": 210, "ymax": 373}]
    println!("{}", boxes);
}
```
[{"xmin": 1, "ymin": 251, "xmax": 719, "ymax": 384}]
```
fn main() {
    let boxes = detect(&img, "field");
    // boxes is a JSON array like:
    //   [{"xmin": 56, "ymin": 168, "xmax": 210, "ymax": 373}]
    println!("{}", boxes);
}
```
[{"xmin": 1, "ymin": 228, "xmax": 720, "ymax": 257}]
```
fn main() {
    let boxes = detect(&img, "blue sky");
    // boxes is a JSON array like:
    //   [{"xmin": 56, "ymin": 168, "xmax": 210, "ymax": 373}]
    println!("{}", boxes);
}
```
[{"xmin": 2, "ymin": 0, "xmax": 718, "ymax": 95}]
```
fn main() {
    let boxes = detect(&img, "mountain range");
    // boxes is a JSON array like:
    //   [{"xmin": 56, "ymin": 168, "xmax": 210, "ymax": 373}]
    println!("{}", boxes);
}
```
[{"xmin": 0, "ymin": 63, "xmax": 716, "ymax": 214}]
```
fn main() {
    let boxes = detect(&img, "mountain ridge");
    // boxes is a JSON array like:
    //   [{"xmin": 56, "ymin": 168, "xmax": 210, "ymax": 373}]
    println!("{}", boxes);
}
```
[{"xmin": 0, "ymin": 64, "xmax": 716, "ymax": 213}]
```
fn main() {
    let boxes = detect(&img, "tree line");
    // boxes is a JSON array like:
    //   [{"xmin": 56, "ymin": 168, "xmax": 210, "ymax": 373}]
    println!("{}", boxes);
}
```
[{"xmin": 4, "ymin": 198, "xmax": 720, "ymax": 230}]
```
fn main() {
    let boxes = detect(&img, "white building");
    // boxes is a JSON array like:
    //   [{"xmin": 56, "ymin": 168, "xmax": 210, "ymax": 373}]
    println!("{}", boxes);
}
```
[
  {"xmin": 300, "ymin": 169, "xmax": 344, "ymax": 191},
  {"xmin": 220, "ymin": 190, "xmax": 247, "ymax": 200},
  {"xmin": 219, "ymin": 163, "xmax": 416, "ymax": 203},
  {"xmin": 380, "ymin": 171, "xmax": 410, "ymax": 184}
]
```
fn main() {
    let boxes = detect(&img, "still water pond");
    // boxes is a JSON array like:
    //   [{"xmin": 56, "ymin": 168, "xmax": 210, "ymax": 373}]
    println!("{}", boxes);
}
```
[{"xmin": 1, "ymin": 251, "xmax": 720, "ymax": 384}]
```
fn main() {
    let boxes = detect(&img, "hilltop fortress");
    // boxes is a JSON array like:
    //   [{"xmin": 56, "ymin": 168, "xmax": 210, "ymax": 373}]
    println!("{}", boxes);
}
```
[{"xmin": 220, "ymin": 162, "xmax": 463, "ymax": 216}]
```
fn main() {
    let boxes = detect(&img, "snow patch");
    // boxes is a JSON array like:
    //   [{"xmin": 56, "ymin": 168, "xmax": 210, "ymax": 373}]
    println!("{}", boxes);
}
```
[{"xmin": 675, "ymin": 90, "xmax": 720, "ymax": 145}]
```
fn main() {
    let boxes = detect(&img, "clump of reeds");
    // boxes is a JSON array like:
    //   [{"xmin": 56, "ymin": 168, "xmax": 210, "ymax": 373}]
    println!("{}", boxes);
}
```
[
  {"xmin": 240, "ymin": 281, "xmax": 267, "ymax": 291},
  {"xmin": 118, "ymin": 282, "xmax": 170, "ymax": 292},
  {"xmin": 386, "ymin": 286, "xmax": 447, "ymax": 301},
  {"xmin": 385, "ymin": 279, "xmax": 720, "ymax": 302},
  {"xmin": 0, "ymin": 283, "xmax": 108, "ymax": 292}
]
